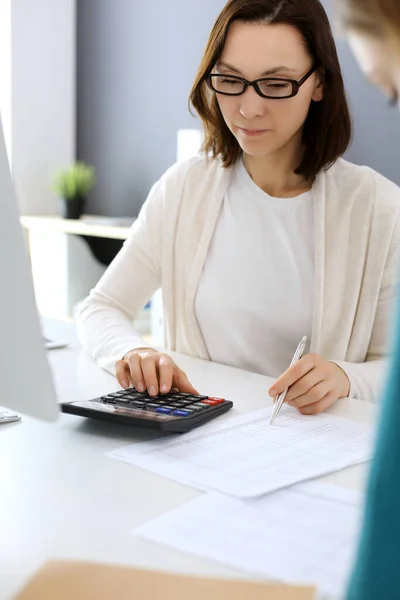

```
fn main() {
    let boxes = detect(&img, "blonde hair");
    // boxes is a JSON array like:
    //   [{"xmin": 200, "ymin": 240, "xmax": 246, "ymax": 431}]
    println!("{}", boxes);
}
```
[{"xmin": 337, "ymin": 0, "xmax": 400, "ymax": 50}]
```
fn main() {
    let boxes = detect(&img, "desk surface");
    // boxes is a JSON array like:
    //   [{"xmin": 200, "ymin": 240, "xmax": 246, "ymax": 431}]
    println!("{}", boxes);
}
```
[
  {"xmin": 0, "ymin": 320, "xmax": 375, "ymax": 600},
  {"xmin": 20, "ymin": 215, "xmax": 134, "ymax": 240}
]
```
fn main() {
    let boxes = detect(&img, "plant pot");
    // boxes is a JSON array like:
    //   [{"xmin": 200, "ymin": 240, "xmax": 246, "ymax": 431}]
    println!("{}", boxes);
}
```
[{"xmin": 61, "ymin": 196, "xmax": 85, "ymax": 219}]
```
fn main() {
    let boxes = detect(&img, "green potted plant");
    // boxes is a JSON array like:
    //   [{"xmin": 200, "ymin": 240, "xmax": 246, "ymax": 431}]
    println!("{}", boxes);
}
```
[{"xmin": 52, "ymin": 162, "xmax": 96, "ymax": 219}]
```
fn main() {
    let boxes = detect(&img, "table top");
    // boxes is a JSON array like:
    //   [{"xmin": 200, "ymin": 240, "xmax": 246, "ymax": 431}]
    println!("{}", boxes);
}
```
[
  {"xmin": 0, "ymin": 320, "xmax": 376, "ymax": 599},
  {"xmin": 20, "ymin": 215, "xmax": 134, "ymax": 240}
]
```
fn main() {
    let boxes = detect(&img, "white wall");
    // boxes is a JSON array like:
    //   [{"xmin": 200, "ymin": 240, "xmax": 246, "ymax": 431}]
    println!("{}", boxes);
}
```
[
  {"xmin": 4, "ymin": 0, "xmax": 95, "ymax": 320},
  {"xmin": 0, "ymin": 0, "xmax": 12, "ymax": 161},
  {"xmin": 12, "ymin": 0, "xmax": 76, "ymax": 214}
]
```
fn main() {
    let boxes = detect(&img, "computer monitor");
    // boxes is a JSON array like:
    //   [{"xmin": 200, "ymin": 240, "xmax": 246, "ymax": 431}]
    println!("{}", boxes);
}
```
[{"xmin": 0, "ymin": 117, "xmax": 58, "ymax": 421}]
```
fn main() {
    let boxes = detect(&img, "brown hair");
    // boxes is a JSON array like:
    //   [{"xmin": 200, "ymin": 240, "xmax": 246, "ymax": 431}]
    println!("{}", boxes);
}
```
[{"xmin": 189, "ymin": 0, "xmax": 352, "ymax": 181}]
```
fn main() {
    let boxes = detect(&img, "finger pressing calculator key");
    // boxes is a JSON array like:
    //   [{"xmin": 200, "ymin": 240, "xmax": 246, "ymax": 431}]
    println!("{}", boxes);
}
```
[{"xmin": 61, "ymin": 388, "xmax": 233, "ymax": 433}]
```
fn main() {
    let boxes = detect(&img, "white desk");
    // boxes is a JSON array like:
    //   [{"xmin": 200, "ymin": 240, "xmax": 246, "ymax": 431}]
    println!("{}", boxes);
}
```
[{"xmin": 0, "ymin": 321, "xmax": 376, "ymax": 600}]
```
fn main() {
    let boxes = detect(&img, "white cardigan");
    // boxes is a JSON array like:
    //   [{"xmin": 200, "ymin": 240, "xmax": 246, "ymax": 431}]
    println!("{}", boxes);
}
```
[{"xmin": 77, "ymin": 156, "xmax": 400, "ymax": 403}]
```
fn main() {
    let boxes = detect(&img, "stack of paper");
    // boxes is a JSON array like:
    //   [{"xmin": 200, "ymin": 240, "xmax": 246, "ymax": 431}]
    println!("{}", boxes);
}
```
[
  {"xmin": 134, "ymin": 481, "xmax": 362, "ymax": 599},
  {"xmin": 109, "ymin": 407, "xmax": 372, "ymax": 497},
  {"xmin": 108, "ymin": 406, "xmax": 372, "ymax": 598}
]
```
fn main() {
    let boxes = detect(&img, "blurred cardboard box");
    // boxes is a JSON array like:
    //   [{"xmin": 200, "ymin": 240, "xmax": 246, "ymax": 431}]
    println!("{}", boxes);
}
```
[{"xmin": 15, "ymin": 560, "xmax": 315, "ymax": 600}]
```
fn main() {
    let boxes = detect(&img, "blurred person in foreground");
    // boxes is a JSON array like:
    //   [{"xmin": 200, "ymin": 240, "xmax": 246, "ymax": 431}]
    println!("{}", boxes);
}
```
[{"xmin": 337, "ymin": 1, "xmax": 400, "ymax": 597}]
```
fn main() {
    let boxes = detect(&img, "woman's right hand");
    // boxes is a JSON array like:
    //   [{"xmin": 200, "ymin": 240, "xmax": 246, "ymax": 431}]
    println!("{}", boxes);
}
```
[{"xmin": 114, "ymin": 348, "xmax": 199, "ymax": 397}]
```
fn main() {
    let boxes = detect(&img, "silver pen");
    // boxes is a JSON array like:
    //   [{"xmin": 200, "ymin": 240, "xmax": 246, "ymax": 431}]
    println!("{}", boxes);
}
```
[{"xmin": 270, "ymin": 336, "xmax": 308, "ymax": 426}]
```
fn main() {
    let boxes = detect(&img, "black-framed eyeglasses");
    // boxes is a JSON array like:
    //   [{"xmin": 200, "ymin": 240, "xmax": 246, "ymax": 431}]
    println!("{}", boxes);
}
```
[{"xmin": 206, "ymin": 66, "xmax": 317, "ymax": 99}]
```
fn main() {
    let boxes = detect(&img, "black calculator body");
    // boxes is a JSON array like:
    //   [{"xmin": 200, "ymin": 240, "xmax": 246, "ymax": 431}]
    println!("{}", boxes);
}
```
[{"xmin": 61, "ymin": 388, "xmax": 233, "ymax": 433}]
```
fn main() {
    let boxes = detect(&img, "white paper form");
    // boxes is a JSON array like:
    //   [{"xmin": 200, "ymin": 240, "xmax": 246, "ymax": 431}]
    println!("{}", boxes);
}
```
[
  {"xmin": 134, "ymin": 481, "xmax": 363, "ymax": 599},
  {"xmin": 108, "ymin": 407, "xmax": 372, "ymax": 498}
]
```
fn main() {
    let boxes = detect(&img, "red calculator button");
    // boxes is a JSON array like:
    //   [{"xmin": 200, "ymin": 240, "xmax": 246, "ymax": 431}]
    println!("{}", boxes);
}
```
[{"xmin": 201, "ymin": 398, "xmax": 225, "ymax": 406}]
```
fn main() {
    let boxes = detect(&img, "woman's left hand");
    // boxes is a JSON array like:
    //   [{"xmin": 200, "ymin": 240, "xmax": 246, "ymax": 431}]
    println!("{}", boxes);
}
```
[{"xmin": 268, "ymin": 354, "xmax": 351, "ymax": 415}]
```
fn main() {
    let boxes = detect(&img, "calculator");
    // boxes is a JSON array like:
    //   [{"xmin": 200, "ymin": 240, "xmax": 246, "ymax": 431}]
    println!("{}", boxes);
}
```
[{"xmin": 61, "ymin": 388, "xmax": 233, "ymax": 433}]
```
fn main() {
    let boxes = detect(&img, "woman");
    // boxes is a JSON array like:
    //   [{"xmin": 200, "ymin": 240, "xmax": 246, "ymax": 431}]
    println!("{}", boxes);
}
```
[
  {"xmin": 78, "ymin": 0, "xmax": 400, "ymax": 416},
  {"xmin": 335, "ymin": 2, "xmax": 400, "ymax": 598}
]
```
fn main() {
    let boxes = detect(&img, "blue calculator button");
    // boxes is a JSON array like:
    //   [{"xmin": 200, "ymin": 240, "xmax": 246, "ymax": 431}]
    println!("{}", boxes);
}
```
[
  {"xmin": 156, "ymin": 407, "xmax": 172, "ymax": 414},
  {"xmin": 173, "ymin": 410, "xmax": 190, "ymax": 417}
]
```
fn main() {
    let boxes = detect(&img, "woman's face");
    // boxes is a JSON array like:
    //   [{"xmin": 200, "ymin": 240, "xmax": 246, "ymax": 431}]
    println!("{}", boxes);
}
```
[
  {"xmin": 347, "ymin": 30, "xmax": 400, "ymax": 105},
  {"xmin": 215, "ymin": 21, "xmax": 323, "ymax": 159}
]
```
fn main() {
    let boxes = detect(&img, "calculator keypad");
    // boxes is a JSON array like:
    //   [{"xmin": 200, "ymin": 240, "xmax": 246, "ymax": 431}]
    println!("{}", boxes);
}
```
[{"xmin": 101, "ymin": 388, "xmax": 225, "ymax": 418}]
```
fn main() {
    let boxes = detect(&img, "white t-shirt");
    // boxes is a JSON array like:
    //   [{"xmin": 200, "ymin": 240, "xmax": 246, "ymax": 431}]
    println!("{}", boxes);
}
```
[{"xmin": 195, "ymin": 159, "xmax": 315, "ymax": 378}]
